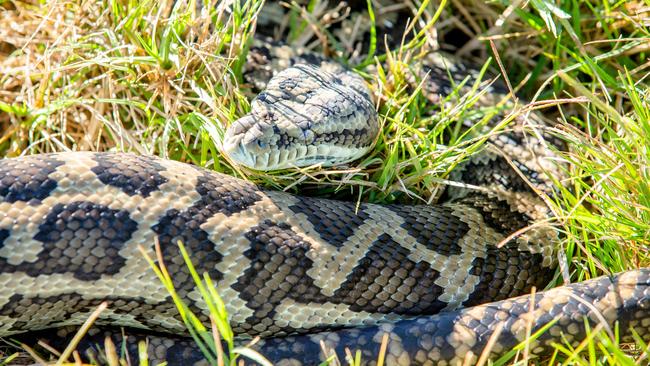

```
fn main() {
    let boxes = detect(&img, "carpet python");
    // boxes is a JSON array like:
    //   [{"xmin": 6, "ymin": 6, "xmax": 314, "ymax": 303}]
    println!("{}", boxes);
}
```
[{"xmin": 0, "ymin": 40, "xmax": 649, "ymax": 366}]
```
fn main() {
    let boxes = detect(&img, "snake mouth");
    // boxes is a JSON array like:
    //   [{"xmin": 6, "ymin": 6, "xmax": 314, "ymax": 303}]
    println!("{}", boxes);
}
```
[
  {"xmin": 223, "ymin": 138, "xmax": 370, "ymax": 170},
  {"xmin": 222, "ymin": 140, "xmax": 256, "ymax": 168},
  {"xmin": 222, "ymin": 136, "xmax": 287, "ymax": 170}
]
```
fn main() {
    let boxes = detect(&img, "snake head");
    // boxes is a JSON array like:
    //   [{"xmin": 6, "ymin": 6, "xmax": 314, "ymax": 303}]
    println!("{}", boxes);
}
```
[{"xmin": 222, "ymin": 64, "xmax": 378, "ymax": 171}]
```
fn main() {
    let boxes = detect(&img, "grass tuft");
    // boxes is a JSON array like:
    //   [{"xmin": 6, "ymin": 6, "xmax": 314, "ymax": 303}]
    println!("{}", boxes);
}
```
[{"xmin": 139, "ymin": 239, "xmax": 271, "ymax": 366}]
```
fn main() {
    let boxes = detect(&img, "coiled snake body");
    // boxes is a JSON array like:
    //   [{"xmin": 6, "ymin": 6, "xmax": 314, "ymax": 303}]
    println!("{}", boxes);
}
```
[{"xmin": 0, "ymin": 42, "xmax": 649, "ymax": 365}]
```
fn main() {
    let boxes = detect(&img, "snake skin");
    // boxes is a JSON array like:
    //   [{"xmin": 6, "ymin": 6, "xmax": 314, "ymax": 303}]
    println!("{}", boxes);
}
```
[
  {"xmin": 25, "ymin": 269, "xmax": 650, "ymax": 366},
  {"xmin": 0, "ymin": 41, "xmax": 647, "ymax": 365},
  {"xmin": 0, "ymin": 151, "xmax": 556, "ymax": 335},
  {"xmin": 1, "ymin": 149, "xmax": 647, "ymax": 364},
  {"xmin": 256, "ymin": 269, "xmax": 650, "ymax": 365}
]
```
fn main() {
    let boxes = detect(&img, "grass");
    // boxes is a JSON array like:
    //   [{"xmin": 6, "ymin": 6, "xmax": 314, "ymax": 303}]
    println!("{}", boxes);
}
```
[
  {"xmin": 138, "ymin": 239, "xmax": 271, "ymax": 366},
  {"xmin": 0, "ymin": 0, "xmax": 649, "ymax": 364}
]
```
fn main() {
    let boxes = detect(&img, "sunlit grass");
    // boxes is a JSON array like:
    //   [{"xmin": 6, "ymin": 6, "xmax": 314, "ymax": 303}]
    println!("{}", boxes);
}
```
[{"xmin": 139, "ymin": 239, "xmax": 272, "ymax": 366}]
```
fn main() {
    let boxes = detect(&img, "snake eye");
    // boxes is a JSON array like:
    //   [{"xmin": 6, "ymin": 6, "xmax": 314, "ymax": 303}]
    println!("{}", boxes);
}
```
[{"xmin": 257, "ymin": 140, "xmax": 267, "ymax": 148}]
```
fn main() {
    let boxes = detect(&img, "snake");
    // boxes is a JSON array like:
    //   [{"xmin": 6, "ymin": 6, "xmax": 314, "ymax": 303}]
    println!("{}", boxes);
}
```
[{"xmin": 0, "ymin": 37, "xmax": 649, "ymax": 366}]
